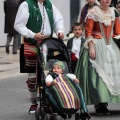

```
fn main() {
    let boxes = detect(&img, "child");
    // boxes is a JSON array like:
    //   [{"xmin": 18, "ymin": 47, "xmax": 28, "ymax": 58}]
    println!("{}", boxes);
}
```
[
  {"xmin": 116, "ymin": 0, "xmax": 120, "ymax": 15},
  {"xmin": 45, "ymin": 61, "xmax": 79, "ymax": 87},
  {"xmin": 67, "ymin": 23, "xmax": 85, "ymax": 73},
  {"xmin": 45, "ymin": 61, "xmax": 90, "ymax": 119}
]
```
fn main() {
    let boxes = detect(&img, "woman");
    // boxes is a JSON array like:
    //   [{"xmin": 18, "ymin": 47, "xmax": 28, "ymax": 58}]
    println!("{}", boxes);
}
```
[
  {"xmin": 116, "ymin": 0, "xmax": 120, "ymax": 15},
  {"xmin": 79, "ymin": 0, "xmax": 97, "ymax": 27},
  {"xmin": 75, "ymin": 0, "xmax": 120, "ymax": 115},
  {"xmin": 4, "ymin": 0, "xmax": 21, "ymax": 54},
  {"xmin": 110, "ymin": 0, "xmax": 118, "ymax": 7}
]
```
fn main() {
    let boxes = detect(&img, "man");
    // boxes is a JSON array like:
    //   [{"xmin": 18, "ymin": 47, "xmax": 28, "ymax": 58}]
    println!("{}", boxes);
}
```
[
  {"xmin": 4, "ymin": 0, "xmax": 21, "ymax": 54},
  {"xmin": 14, "ymin": 0, "xmax": 64, "ymax": 114}
]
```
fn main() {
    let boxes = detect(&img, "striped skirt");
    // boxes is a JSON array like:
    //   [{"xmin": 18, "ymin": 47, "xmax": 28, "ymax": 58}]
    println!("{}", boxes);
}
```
[{"xmin": 24, "ymin": 42, "xmax": 38, "ymax": 70}]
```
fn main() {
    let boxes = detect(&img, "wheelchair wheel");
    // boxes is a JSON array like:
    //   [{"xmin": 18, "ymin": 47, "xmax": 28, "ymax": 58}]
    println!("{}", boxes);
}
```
[
  {"xmin": 75, "ymin": 113, "xmax": 79, "ymax": 120},
  {"xmin": 35, "ymin": 109, "xmax": 40, "ymax": 120},
  {"xmin": 50, "ymin": 114, "xmax": 57, "ymax": 120},
  {"xmin": 80, "ymin": 113, "xmax": 87, "ymax": 120},
  {"xmin": 68, "ymin": 114, "xmax": 72, "ymax": 118},
  {"xmin": 40, "ymin": 108, "xmax": 45, "ymax": 120},
  {"xmin": 44, "ymin": 113, "xmax": 50, "ymax": 120}
]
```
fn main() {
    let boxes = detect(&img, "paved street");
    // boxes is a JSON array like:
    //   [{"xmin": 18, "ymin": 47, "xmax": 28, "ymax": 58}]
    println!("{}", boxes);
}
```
[
  {"xmin": 0, "ymin": 75, "xmax": 120, "ymax": 120},
  {"xmin": 0, "ymin": 47, "xmax": 120, "ymax": 120}
]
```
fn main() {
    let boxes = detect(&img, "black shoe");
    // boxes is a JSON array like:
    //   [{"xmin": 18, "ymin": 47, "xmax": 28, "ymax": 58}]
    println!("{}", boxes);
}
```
[
  {"xmin": 6, "ymin": 46, "xmax": 9, "ymax": 54},
  {"xmin": 84, "ymin": 112, "xmax": 91, "ymax": 119},
  {"xmin": 13, "ymin": 52, "xmax": 17, "ymax": 54},
  {"xmin": 80, "ymin": 112, "xmax": 91, "ymax": 120},
  {"xmin": 101, "ymin": 103, "xmax": 110, "ymax": 115},
  {"xmin": 68, "ymin": 114, "xmax": 72, "ymax": 118},
  {"xmin": 94, "ymin": 105, "xmax": 103, "ymax": 115},
  {"xmin": 61, "ymin": 113, "xmax": 67, "ymax": 119}
]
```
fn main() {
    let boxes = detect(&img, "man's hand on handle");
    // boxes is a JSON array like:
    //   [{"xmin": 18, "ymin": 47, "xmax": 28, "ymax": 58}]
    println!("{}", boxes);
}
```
[
  {"xmin": 34, "ymin": 32, "xmax": 44, "ymax": 41},
  {"xmin": 34, "ymin": 32, "xmax": 64, "ymax": 40},
  {"xmin": 56, "ymin": 32, "xmax": 64, "ymax": 40}
]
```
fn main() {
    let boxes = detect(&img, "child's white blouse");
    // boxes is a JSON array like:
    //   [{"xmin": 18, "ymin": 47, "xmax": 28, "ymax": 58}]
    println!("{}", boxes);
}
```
[
  {"xmin": 72, "ymin": 37, "xmax": 82, "ymax": 59},
  {"xmin": 45, "ymin": 73, "xmax": 76, "ymax": 83}
]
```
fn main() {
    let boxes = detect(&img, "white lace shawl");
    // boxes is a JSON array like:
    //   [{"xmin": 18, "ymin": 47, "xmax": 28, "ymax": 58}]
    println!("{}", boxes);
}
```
[
  {"xmin": 84, "ymin": 6, "xmax": 116, "ymax": 49},
  {"xmin": 86, "ymin": 6, "xmax": 115, "ymax": 26}
]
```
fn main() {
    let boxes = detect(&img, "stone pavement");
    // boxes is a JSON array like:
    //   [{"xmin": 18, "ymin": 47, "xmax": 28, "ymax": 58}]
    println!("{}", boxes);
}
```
[{"xmin": 0, "ymin": 46, "xmax": 26, "ymax": 80}]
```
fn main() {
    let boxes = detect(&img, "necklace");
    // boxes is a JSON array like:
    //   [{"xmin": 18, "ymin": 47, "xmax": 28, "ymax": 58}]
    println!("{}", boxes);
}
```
[
  {"xmin": 88, "ymin": 4, "xmax": 94, "ymax": 10},
  {"xmin": 99, "ymin": 6, "xmax": 110, "ymax": 14}
]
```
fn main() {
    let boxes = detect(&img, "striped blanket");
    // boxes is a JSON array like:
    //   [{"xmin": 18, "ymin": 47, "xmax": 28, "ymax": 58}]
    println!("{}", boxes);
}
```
[{"xmin": 48, "ymin": 74, "xmax": 81, "ymax": 110}]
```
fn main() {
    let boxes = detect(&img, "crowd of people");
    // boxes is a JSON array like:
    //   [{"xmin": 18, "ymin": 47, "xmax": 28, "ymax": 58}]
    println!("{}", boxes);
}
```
[{"xmin": 3, "ymin": 0, "xmax": 120, "ymax": 118}]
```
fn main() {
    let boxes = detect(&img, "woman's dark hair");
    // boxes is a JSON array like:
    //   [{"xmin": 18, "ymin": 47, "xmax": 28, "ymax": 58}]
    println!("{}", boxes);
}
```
[
  {"xmin": 109, "ymin": 0, "xmax": 118, "ymax": 7},
  {"xmin": 20, "ymin": 0, "xmax": 25, "ymax": 3},
  {"xmin": 116, "ymin": 0, "xmax": 120, "ymax": 6}
]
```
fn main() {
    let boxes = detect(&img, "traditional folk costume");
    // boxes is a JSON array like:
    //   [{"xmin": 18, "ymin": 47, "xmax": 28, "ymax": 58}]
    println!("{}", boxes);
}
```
[
  {"xmin": 67, "ymin": 37, "xmax": 85, "ymax": 73},
  {"xmin": 75, "ymin": 6, "xmax": 120, "ymax": 105},
  {"xmin": 14, "ymin": 0, "xmax": 64, "ymax": 114}
]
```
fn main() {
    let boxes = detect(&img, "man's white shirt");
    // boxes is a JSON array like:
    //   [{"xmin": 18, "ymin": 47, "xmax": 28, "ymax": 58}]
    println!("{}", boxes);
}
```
[
  {"xmin": 14, "ymin": 1, "xmax": 64, "ymax": 38},
  {"xmin": 72, "ymin": 36, "xmax": 82, "ymax": 59}
]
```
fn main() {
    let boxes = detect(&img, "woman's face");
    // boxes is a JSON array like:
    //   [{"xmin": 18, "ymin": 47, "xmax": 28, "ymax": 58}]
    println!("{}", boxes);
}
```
[
  {"xmin": 99, "ymin": 0, "xmax": 112, "ymax": 7},
  {"xmin": 87, "ymin": 0, "xmax": 95, "ymax": 6}
]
